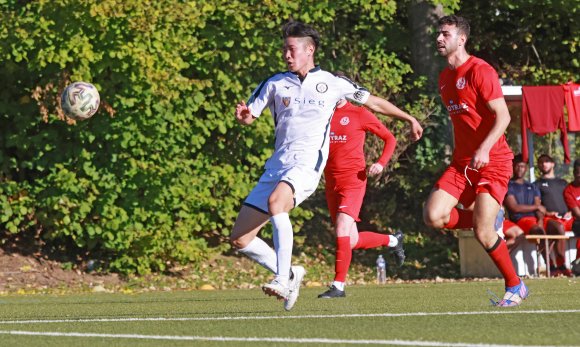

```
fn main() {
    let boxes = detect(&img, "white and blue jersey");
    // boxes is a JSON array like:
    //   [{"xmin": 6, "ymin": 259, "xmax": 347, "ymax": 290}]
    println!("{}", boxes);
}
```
[
  {"xmin": 243, "ymin": 66, "xmax": 370, "ymax": 213},
  {"xmin": 247, "ymin": 66, "xmax": 370, "ymax": 173}
]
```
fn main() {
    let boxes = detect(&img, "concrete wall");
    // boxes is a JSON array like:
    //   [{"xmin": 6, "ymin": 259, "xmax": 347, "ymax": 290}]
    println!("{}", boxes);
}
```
[{"xmin": 458, "ymin": 230, "xmax": 577, "ymax": 277}]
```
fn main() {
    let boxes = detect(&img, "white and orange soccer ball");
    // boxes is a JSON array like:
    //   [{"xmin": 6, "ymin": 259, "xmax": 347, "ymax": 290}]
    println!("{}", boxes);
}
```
[{"xmin": 61, "ymin": 82, "xmax": 100, "ymax": 120}]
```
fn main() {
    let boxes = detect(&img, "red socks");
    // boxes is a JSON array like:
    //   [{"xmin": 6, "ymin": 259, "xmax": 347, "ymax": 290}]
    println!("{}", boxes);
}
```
[
  {"xmin": 443, "ymin": 208, "xmax": 474, "ymax": 229},
  {"xmin": 487, "ymin": 237, "xmax": 520, "ymax": 287},
  {"xmin": 334, "ymin": 236, "xmax": 352, "ymax": 282},
  {"xmin": 337, "ymin": 232, "xmax": 394, "ymax": 282},
  {"xmin": 353, "ymin": 232, "xmax": 389, "ymax": 249}
]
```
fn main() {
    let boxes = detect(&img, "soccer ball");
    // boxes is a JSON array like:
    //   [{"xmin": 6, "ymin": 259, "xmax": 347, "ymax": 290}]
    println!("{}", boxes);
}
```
[{"xmin": 61, "ymin": 82, "xmax": 100, "ymax": 120}]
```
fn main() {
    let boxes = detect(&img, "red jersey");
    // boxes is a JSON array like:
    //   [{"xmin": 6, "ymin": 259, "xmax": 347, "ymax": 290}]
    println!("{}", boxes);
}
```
[
  {"xmin": 564, "ymin": 82, "xmax": 580, "ymax": 131},
  {"xmin": 438, "ymin": 56, "xmax": 513, "ymax": 165},
  {"xmin": 325, "ymin": 101, "xmax": 396, "ymax": 176},
  {"xmin": 563, "ymin": 182, "xmax": 580, "ymax": 210}
]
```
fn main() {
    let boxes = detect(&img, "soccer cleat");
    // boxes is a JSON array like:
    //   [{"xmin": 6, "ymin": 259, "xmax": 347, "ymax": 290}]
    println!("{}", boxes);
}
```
[
  {"xmin": 391, "ymin": 229, "xmax": 406, "ymax": 267},
  {"xmin": 317, "ymin": 285, "xmax": 346, "ymax": 299},
  {"xmin": 284, "ymin": 265, "xmax": 306, "ymax": 311},
  {"xmin": 262, "ymin": 279, "xmax": 289, "ymax": 300},
  {"xmin": 495, "ymin": 280, "xmax": 529, "ymax": 307}
]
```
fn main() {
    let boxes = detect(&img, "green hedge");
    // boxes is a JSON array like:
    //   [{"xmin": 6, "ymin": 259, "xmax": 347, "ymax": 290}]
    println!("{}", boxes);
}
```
[{"xmin": 0, "ymin": 0, "xmax": 436, "ymax": 274}]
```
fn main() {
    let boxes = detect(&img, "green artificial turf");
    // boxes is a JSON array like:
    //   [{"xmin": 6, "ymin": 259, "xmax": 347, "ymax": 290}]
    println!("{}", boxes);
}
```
[{"xmin": 0, "ymin": 278, "xmax": 578, "ymax": 346}]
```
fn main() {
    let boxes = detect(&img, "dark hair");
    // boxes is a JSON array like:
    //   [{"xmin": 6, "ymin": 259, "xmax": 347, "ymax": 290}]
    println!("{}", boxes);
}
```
[
  {"xmin": 438, "ymin": 15, "xmax": 470, "ymax": 41},
  {"xmin": 574, "ymin": 159, "xmax": 580, "ymax": 170},
  {"xmin": 538, "ymin": 154, "xmax": 554, "ymax": 163},
  {"xmin": 282, "ymin": 21, "xmax": 320, "ymax": 51},
  {"xmin": 513, "ymin": 154, "xmax": 525, "ymax": 165}
]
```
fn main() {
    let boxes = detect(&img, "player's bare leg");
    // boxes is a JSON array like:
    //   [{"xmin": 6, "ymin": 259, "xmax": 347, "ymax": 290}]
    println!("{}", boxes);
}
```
[
  {"xmin": 230, "ymin": 206, "xmax": 275, "ymax": 272},
  {"xmin": 472, "ymin": 193, "xmax": 500, "ymax": 248},
  {"xmin": 423, "ymin": 188, "xmax": 460, "ymax": 229},
  {"xmin": 546, "ymin": 219, "xmax": 572, "ymax": 276},
  {"xmin": 474, "ymin": 193, "xmax": 527, "ymax": 306}
]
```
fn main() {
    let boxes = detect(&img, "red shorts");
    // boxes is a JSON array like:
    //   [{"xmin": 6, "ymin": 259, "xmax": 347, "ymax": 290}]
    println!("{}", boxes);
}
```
[
  {"xmin": 514, "ymin": 216, "xmax": 541, "ymax": 235},
  {"xmin": 543, "ymin": 215, "xmax": 574, "ymax": 231},
  {"xmin": 325, "ymin": 171, "xmax": 367, "ymax": 223},
  {"xmin": 434, "ymin": 161, "xmax": 512, "ymax": 206},
  {"xmin": 503, "ymin": 219, "xmax": 517, "ymax": 231}
]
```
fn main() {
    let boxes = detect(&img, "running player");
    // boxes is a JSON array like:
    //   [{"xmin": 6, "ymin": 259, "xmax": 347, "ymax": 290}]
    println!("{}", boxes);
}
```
[
  {"xmin": 318, "ymin": 97, "xmax": 404, "ymax": 299},
  {"xmin": 231, "ymin": 21, "xmax": 423, "ymax": 311},
  {"xmin": 423, "ymin": 15, "xmax": 528, "ymax": 306}
]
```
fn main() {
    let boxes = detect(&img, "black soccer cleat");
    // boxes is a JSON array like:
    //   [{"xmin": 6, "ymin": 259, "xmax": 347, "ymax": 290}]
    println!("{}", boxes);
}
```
[
  {"xmin": 317, "ymin": 285, "xmax": 346, "ymax": 299},
  {"xmin": 391, "ymin": 229, "xmax": 406, "ymax": 267}
]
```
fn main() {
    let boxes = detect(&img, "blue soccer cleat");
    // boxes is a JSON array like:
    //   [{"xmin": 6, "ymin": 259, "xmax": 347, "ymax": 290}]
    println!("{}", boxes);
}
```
[{"xmin": 494, "ymin": 280, "xmax": 529, "ymax": 307}]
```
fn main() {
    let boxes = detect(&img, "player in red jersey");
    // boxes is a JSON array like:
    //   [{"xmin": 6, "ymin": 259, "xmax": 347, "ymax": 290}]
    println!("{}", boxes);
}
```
[
  {"xmin": 318, "ymin": 98, "xmax": 405, "ymax": 298},
  {"xmin": 563, "ymin": 158, "xmax": 580, "ymax": 272},
  {"xmin": 423, "ymin": 15, "xmax": 527, "ymax": 307}
]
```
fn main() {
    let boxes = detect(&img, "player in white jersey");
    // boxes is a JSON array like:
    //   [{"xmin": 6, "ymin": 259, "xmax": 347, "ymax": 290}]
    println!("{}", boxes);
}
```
[{"xmin": 231, "ymin": 20, "xmax": 423, "ymax": 311}]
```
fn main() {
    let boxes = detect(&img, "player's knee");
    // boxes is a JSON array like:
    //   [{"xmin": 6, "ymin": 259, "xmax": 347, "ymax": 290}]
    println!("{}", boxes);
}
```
[
  {"xmin": 423, "ymin": 208, "xmax": 444, "ymax": 229},
  {"xmin": 268, "ymin": 197, "xmax": 292, "ymax": 215},
  {"xmin": 230, "ymin": 234, "xmax": 249, "ymax": 249}
]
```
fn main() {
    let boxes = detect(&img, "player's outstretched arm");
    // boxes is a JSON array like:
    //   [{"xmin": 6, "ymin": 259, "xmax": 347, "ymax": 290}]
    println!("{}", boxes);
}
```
[
  {"xmin": 235, "ymin": 100, "xmax": 256, "ymax": 125},
  {"xmin": 363, "ymin": 95, "xmax": 423, "ymax": 141}
]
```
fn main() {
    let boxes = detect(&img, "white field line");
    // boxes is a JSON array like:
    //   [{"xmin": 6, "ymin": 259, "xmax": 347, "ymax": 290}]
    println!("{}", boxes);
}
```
[
  {"xmin": 0, "ymin": 330, "xmax": 577, "ymax": 347},
  {"xmin": 0, "ymin": 309, "xmax": 578, "ymax": 325}
]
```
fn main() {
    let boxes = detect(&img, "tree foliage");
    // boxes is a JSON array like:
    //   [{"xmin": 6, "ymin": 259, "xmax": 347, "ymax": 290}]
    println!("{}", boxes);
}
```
[
  {"xmin": 461, "ymin": 0, "xmax": 579, "ymax": 84},
  {"xmin": 0, "ymin": 0, "xmax": 432, "ymax": 274},
  {"xmin": 0, "ymin": 0, "xmax": 578, "ymax": 276}
]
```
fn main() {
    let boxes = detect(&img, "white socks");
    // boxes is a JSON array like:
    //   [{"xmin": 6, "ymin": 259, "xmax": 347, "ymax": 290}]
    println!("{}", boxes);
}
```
[
  {"xmin": 388, "ymin": 235, "xmax": 398, "ymax": 248},
  {"xmin": 238, "ymin": 237, "xmax": 277, "ymax": 274},
  {"xmin": 332, "ymin": 281, "xmax": 345, "ymax": 291},
  {"xmin": 271, "ymin": 212, "xmax": 293, "ymax": 286}
]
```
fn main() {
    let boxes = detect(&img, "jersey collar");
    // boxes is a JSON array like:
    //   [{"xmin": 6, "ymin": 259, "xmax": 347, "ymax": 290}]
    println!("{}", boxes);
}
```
[{"xmin": 289, "ymin": 65, "xmax": 321, "ymax": 80}]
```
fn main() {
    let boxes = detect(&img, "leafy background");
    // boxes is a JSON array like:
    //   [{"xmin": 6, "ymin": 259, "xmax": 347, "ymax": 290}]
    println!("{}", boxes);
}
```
[{"xmin": 0, "ymin": 0, "xmax": 578, "ymax": 278}]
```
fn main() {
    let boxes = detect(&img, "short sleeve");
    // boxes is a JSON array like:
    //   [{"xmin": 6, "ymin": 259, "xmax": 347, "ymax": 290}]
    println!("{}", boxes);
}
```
[
  {"xmin": 335, "ymin": 76, "xmax": 370, "ymax": 105},
  {"xmin": 474, "ymin": 63, "xmax": 503, "ymax": 102},
  {"xmin": 532, "ymin": 184, "xmax": 541, "ymax": 198},
  {"xmin": 564, "ymin": 185, "xmax": 577, "ymax": 209},
  {"xmin": 247, "ymin": 78, "xmax": 274, "ymax": 118},
  {"xmin": 507, "ymin": 182, "xmax": 515, "ymax": 197}
]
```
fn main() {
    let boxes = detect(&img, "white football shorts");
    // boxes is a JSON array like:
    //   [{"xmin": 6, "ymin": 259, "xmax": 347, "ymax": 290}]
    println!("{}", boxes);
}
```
[{"xmin": 243, "ymin": 166, "xmax": 322, "ymax": 214}]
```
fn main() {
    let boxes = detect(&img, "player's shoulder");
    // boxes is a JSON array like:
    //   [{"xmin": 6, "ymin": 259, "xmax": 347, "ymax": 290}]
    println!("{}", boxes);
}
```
[
  {"xmin": 469, "ymin": 56, "xmax": 498, "ymax": 75},
  {"xmin": 260, "ymin": 71, "xmax": 293, "ymax": 84},
  {"xmin": 334, "ymin": 74, "xmax": 365, "ymax": 89}
]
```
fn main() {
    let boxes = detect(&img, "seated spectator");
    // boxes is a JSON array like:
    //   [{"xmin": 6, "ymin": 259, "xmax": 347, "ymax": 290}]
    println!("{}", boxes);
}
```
[
  {"xmin": 535, "ymin": 154, "xmax": 573, "ymax": 277},
  {"xmin": 501, "ymin": 218, "xmax": 525, "ymax": 253},
  {"xmin": 563, "ymin": 158, "xmax": 580, "ymax": 274},
  {"xmin": 504, "ymin": 155, "xmax": 550, "ymax": 264}
]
